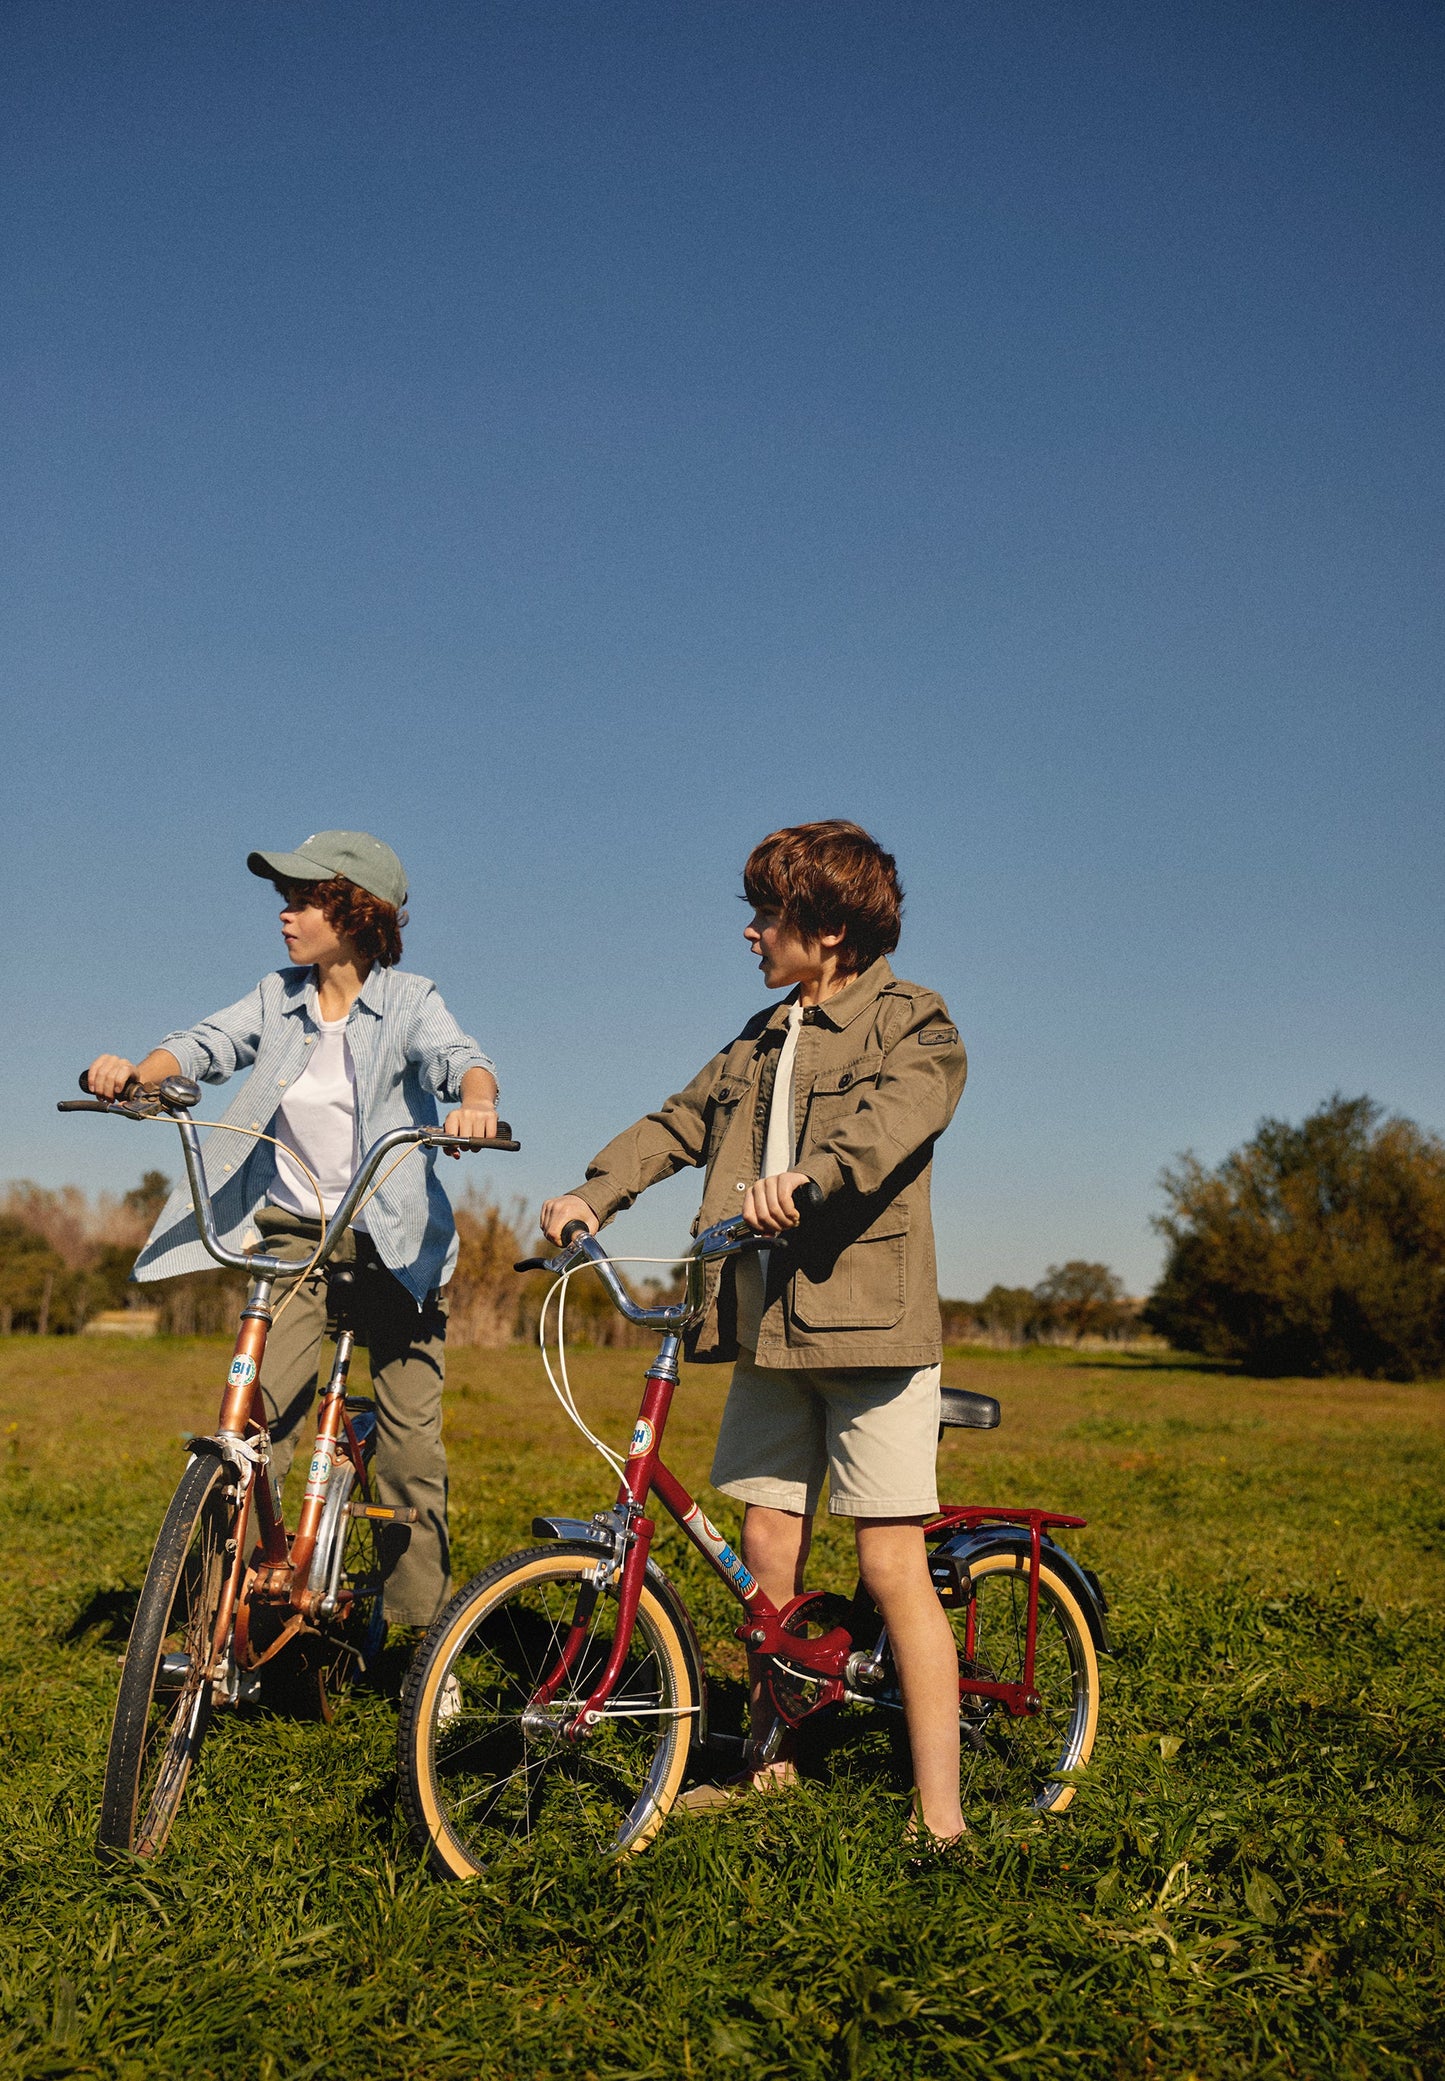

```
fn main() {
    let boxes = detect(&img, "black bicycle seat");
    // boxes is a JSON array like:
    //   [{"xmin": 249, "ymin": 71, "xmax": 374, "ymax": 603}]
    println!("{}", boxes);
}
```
[{"xmin": 939, "ymin": 1388, "xmax": 1001, "ymax": 1431}]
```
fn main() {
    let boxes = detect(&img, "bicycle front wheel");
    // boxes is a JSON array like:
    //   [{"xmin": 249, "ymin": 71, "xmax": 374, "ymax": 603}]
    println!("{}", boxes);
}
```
[
  {"xmin": 398, "ymin": 1544, "xmax": 697, "ymax": 1879},
  {"xmin": 98, "ymin": 1453, "xmax": 235, "ymax": 1858}
]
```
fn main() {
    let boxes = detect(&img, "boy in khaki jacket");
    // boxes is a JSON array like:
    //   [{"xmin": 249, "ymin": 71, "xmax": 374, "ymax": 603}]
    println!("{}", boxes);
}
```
[{"xmin": 542, "ymin": 820, "xmax": 968, "ymax": 1841}]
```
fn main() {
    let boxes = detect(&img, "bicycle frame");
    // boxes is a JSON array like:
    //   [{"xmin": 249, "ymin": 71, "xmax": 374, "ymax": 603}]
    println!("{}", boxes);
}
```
[
  {"xmin": 537, "ymin": 1327, "xmax": 1087, "ymax": 1739},
  {"xmin": 60, "ymin": 1079, "xmax": 520, "ymax": 1690}
]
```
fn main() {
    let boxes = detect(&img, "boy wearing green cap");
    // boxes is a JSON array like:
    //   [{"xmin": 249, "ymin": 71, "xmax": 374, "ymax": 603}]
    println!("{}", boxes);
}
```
[{"xmin": 86, "ymin": 830, "xmax": 498, "ymax": 1628}]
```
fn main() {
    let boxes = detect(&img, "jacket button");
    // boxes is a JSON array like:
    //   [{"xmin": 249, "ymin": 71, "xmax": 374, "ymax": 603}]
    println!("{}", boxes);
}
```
[{"xmin": 838, "ymin": 1073, "xmax": 852, "ymax": 1090}]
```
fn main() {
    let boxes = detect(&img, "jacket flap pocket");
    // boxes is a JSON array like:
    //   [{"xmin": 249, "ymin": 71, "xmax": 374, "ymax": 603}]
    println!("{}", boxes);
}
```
[
  {"xmin": 789, "ymin": 1219, "xmax": 908, "ymax": 1332},
  {"xmin": 857, "ymin": 1200, "xmax": 910, "ymax": 1243},
  {"xmin": 809, "ymin": 1051, "xmax": 884, "ymax": 1097}
]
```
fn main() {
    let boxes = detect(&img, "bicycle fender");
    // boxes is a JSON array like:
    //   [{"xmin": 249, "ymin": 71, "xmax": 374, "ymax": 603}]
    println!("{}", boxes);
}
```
[
  {"xmin": 932, "ymin": 1528, "xmax": 1112, "ymax": 1657},
  {"xmin": 529, "ymin": 1520, "xmax": 710, "ymax": 1749}
]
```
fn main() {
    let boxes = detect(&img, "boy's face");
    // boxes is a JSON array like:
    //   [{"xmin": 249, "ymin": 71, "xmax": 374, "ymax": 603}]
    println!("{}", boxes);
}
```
[
  {"xmin": 744, "ymin": 907, "xmax": 842, "ymax": 992},
  {"xmin": 277, "ymin": 885, "xmax": 356, "ymax": 969}
]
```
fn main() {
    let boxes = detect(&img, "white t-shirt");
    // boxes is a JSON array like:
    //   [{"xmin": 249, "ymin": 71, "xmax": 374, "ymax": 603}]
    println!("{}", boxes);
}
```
[
  {"xmin": 268, "ymin": 1013, "xmax": 368, "ymax": 1228},
  {"xmin": 734, "ymin": 1001, "xmax": 803, "ymax": 1352}
]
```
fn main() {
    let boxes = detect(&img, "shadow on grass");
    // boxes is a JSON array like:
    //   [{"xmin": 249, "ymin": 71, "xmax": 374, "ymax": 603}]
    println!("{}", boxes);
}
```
[
  {"xmin": 62, "ymin": 1586, "xmax": 140, "ymax": 1646},
  {"xmin": 946, "ymin": 1343, "xmax": 1243, "ymax": 1378}
]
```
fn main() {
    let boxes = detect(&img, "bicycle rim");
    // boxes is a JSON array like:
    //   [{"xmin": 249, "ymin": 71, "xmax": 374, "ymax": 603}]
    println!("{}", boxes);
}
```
[
  {"xmin": 99, "ymin": 1455, "xmax": 233, "ymax": 1857},
  {"xmin": 399, "ymin": 1545, "xmax": 695, "ymax": 1878},
  {"xmin": 952, "ymin": 1552, "xmax": 1100, "ymax": 1814}
]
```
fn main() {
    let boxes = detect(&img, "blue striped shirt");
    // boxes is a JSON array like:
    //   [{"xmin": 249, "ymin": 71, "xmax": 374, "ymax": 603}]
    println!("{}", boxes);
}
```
[{"xmin": 133, "ymin": 965, "xmax": 495, "ymax": 1302}]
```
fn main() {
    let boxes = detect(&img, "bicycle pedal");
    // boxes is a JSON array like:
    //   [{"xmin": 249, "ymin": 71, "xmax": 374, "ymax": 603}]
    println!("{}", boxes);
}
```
[{"xmin": 344, "ymin": 1502, "xmax": 419, "ymax": 1524}]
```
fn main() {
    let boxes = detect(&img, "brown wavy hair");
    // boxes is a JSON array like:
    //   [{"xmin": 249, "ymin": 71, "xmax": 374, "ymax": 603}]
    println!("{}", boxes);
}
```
[
  {"xmin": 275, "ymin": 877, "xmax": 406, "ymax": 968},
  {"xmin": 743, "ymin": 821, "xmax": 903, "ymax": 974}
]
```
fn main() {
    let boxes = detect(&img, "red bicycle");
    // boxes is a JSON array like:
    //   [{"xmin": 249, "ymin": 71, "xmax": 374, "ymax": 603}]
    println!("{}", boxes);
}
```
[
  {"xmin": 398, "ymin": 1207, "xmax": 1109, "ymax": 1877},
  {"xmin": 59, "ymin": 1071, "xmax": 518, "ymax": 1858}
]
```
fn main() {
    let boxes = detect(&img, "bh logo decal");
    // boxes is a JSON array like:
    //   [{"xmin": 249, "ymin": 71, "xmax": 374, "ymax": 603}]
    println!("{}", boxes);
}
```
[
  {"xmin": 629, "ymin": 1419, "xmax": 655, "ymax": 1457},
  {"xmin": 228, "ymin": 1355, "xmax": 257, "ymax": 1388}
]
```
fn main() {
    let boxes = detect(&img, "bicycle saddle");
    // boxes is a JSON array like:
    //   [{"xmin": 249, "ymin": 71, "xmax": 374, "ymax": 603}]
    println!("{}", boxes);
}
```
[{"xmin": 939, "ymin": 1388, "xmax": 1001, "ymax": 1430}]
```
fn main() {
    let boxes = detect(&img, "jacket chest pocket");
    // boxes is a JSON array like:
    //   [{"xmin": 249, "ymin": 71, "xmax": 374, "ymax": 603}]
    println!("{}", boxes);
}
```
[
  {"xmin": 790, "ymin": 1200, "xmax": 910, "ymax": 1332},
  {"xmin": 707, "ymin": 1068, "xmax": 757, "ymax": 1154},
  {"xmin": 801, "ymin": 1051, "xmax": 884, "ymax": 1135}
]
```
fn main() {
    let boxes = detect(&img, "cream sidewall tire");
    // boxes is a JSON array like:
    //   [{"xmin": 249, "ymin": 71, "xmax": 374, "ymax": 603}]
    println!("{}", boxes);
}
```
[
  {"xmin": 961, "ymin": 1549, "xmax": 1100, "ymax": 1814},
  {"xmin": 408, "ymin": 1550, "xmax": 696, "ymax": 1879}
]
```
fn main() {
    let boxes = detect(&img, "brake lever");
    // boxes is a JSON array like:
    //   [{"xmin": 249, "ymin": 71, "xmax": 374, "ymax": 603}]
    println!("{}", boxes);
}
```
[
  {"xmin": 57, "ymin": 1095, "xmax": 160, "ymax": 1120},
  {"xmin": 514, "ymin": 1218, "xmax": 592, "ymax": 1275}
]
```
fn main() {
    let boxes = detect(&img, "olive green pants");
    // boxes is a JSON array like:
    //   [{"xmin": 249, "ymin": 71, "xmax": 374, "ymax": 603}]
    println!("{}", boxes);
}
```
[{"xmin": 255, "ymin": 1207, "xmax": 451, "ymax": 1627}]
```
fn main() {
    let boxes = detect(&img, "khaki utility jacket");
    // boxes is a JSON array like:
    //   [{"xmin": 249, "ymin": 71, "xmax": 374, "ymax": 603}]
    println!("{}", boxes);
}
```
[{"xmin": 572, "ymin": 958, "xmax": 967, "ymax": 1368}]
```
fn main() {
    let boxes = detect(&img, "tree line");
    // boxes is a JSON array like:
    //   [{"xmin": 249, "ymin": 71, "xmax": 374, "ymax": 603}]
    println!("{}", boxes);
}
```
[
  {"xmin": 0, "ymin": 1174, "xmax": 679, "ymax": 1350},
  {"xmin": 3, "ymin": 1092, "xmax": 1443, "ymax": 1375}
]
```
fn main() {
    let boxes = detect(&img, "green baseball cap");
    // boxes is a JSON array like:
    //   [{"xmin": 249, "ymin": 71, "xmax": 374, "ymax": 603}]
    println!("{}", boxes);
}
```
[{"xmin": 247, "ymin": 830, "xmax": 408, "ymax": 909}]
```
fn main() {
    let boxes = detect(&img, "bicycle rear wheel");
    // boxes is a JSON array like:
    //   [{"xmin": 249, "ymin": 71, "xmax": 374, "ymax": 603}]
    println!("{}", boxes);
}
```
[
  {"xmin": 398, "ymin": 1544, "xmax": 696, "ymax": 1879},
  {"xmin": 98, "ymin": 1453, "xmax": 235, "ymax": 1857},
  {"xmin": 948, "ymin": 1549, "xmax": 1099, "ymax": 1813}
]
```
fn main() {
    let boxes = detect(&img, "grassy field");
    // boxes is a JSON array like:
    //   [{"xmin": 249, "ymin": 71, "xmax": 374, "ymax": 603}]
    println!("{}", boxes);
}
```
[{"xmin": 1, "ymin": 1332, "xmax": 1442, "ymax": 2078}]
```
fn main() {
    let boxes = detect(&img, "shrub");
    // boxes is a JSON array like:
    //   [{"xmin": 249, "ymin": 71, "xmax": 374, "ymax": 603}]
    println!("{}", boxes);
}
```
[
  {"xmin": 0, "ymin": 1218, "xmax": 74, "ymax": 1334},
  {"xmin": 449, "ymin": 1190, "xmax": 530, "ymax": 1347},
  {"xmin": 1145, "ymin": 1093, "xmax": 1445, "ymax": 1378}
]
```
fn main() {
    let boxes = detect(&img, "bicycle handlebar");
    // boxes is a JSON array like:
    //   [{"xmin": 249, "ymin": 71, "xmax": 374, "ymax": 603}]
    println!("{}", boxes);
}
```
[
  {"xmin": 516, "ymin": 1181, "xmax": 825, "ymax": 1334},
  {"xmin": 60, "ymin": 1073, "xmax": 519, "ymax": 1281}
]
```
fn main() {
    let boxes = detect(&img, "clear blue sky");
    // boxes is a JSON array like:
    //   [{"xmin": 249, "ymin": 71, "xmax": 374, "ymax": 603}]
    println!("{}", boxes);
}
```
[{"xmin": 3, "ymin": 0, "xmax": 1441, "ymax": 1295}]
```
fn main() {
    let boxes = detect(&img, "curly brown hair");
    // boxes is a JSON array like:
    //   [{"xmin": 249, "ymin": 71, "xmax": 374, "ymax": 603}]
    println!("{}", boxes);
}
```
[
  {"xmin": 742, "ymin": 820, "xmax": 903, "ymax": 974},
  {"xmin": 275, "ymin": 876, "xmax": 406, "ymax": 968}
]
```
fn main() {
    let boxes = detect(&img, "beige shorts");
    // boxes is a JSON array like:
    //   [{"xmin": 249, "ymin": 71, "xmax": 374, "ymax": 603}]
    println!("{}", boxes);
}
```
[{"xmin": 710, "ymin": 1352, "xmax": 942, "ymax": 1519}]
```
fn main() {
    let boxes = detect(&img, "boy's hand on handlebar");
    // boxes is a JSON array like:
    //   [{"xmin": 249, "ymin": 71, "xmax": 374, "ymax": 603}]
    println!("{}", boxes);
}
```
[
  {"xmin": 86, "ymin": 1055, "xmax": 141, "ymax": 1102},
  {"xmin": 540, "ymin": 1194, "xmax": 599, "ymax": 1244},
  {"xmin": 439, "ymin": 1104, "xmax": 500, "ymax": 1156},
  {"xmin": 743, "ymin": 1170, "xmax": 813, "ymax": 1236}
]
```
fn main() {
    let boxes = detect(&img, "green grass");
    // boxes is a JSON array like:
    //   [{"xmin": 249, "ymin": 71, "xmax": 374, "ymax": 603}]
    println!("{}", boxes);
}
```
[{"xmin": 1, "ymin": 1334, "xmax": 1442, "ymax": 2078}]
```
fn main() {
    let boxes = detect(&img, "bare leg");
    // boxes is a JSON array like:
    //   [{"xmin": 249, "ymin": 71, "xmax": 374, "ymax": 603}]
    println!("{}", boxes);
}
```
[
  {"xmin": 854, "ymin": 1517, "xmax": 965, "ymax": 1842},
  {"xmin": 739, "ymin": 1503, "xmax": 813, "ymax": 1781}
]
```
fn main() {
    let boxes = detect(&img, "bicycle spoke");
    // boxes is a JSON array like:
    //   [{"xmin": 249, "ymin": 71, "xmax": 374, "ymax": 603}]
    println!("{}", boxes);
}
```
[{"xmin": 409, "ymin": 1549, "xmax": 691, "ymax": 1870}]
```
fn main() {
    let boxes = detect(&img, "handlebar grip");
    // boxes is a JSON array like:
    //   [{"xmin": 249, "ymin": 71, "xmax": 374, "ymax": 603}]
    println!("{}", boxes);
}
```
[
  {"xmin": 426, "ymin": 1121, "xmax": 521, "ymax": 1152},
  {"xmin": 559, "ymin": 1219, "xmax": 590, "ymax": 1245},
  {"xmin": 77, "ymin": 1070, "xmax": 142, "ymax": 1100}
]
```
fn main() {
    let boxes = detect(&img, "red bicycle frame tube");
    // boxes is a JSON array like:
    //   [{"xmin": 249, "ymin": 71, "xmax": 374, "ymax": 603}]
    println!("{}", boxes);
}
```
[{"xmin": 552, "ymin": 1364, "xmax": 1091, "ymax": 1736}]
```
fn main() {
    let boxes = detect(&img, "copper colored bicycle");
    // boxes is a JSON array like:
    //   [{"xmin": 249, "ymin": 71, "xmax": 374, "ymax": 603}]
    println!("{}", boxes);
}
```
[
  {"xmin": 398, "ymin": 1203, "xmax": 1109, "ymax": 1878},
  {"xmin": 59, "ymin": 1072, "xmax": 518, "ymax": 1859}
]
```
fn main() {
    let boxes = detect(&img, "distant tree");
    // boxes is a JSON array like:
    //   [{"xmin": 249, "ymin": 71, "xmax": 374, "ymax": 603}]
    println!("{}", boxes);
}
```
[
  {"xmin": 0, "ymin": 1218, "xmax": 73, "ymax": 1334},
  {"xmin": 939, "ymin": 1297, "xmax": 982, "ymax": 1343},
  {"xmin": 1145, "ymin": 1094, "xmax": 1445, "ymax": 1379},
  {"xmin": 124, "ymin": 1171, "xmax": 172, "ymax": 1225},
  {"xmin": 1033, "ymin": 1261, "xmax": 1133, "ymax": 1342},
  {"xmin": 974, "ymin": 1285, "xmax": 1040, "ymax": 1345}
]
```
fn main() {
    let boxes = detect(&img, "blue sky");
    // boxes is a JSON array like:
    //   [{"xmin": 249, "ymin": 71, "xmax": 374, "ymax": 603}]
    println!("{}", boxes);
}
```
[{"xmin": 3, "ymin": 0, "xmax": 1441, "ymax": 1294}]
